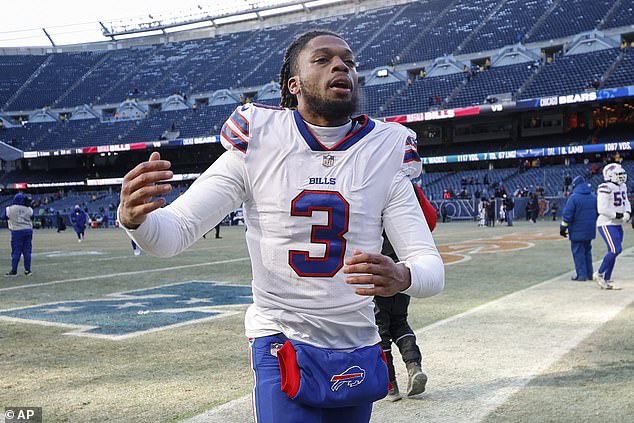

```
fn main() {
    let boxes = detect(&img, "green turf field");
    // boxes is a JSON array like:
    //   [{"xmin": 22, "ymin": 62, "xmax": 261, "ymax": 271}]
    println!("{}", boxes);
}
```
[{"xmin": 0, "ymin": 220, "xmax": 632, "ymax": 422}]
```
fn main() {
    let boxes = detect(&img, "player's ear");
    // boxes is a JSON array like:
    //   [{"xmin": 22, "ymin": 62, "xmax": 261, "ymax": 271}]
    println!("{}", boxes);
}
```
[{"xmin": 288, "ymin": 76, "xmax": 300, "ymax": 95}]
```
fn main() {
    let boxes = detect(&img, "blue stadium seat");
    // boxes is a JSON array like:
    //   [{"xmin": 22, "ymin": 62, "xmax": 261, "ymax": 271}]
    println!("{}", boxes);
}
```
[
  {"xmin": 379, "ymin": 73, "xmax": 464, "ymax": 117},
  {"xmin": 461, "ymin": 0, "xmax": 550, "ymax": 54},
  {"xmin": 8, "ymin": 52, "xmax": 106, "ymax": 110},
  {"xmin": 0, "ymin": 55, "xmax": 48, "ymax": 107},
  {"xmin": 603, "ymin": 49, "xmax": 634, "ymax": 89},
  {"xmin": 519, "ymin": 48, "xmax": 620, "ymax": 99},
  {"xmin": 449, "ymin": 63, "xmax": 534, "ymax": 108},
  {"xmin": 526, "ymin": 0, "xmax": 613, "ymax": 43},
  {"xmin": 601, "ymin": 1, "xmax": 634, "ymax": 29}
]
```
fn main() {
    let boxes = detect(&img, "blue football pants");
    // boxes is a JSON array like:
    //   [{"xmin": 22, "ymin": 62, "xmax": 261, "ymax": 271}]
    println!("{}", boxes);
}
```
[
  {"xmin": 249, "ymin": 334, "xmax": 373, "ymax": 423},
  {"xmin": 598, "ymin": 225, "xmax": 623, "ymax": 281}
]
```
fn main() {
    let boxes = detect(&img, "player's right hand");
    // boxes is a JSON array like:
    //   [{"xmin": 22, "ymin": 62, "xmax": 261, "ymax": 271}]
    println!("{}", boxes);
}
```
[{"xmin": 119, "ymin": 151, "xmax": 173, "ymax": 229}]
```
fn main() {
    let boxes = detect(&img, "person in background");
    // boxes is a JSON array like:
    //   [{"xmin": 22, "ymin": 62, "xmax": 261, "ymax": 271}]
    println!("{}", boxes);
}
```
[
  {"xmin": 478, "ymin": 198, "xmax": 487, "ymax": 227},
  {"xmin": 203, "ymin": 223, "xmax": 222, "ymax": 239},
  {"xmin": 504, "ymin": 195, "xmax": 514, "ymax": 226},
  {"xmin": 486, "ymin": 197, "xmax": 496, "ymax": 227},
  {"xmin": 375, "ymin": 183, "xmax": 438, "ymax": 402},
  {"xmin": 56, "ymin": 211, "xmax": 67, "ymax": 232},
  {"xmin": 529, "ymin": 193, "xmax": 539, "ymax": 223},
  {"xmin": 560, "ymin": 176, "xmax": 597, "ymax": 281},
  {"xmin": 594, "ymin": 163, "xmax": 631, "ymax": 289},
  {"xmin": 4, "ymin": 193, "xmax": 33, "ymax": 277},
  {"xmin": 551, "ymin": 201, "xmax": 559, "ymax": 221},
  {"xmin": 70, "ymin": 205, "xmax": 88, "ymax": 242}
]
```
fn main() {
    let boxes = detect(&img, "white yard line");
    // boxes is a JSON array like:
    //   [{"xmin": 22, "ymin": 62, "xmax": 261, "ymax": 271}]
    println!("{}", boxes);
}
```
[
  {"xmin": 0, "ymin": 257, "xmax": 250, "ymax": 293},
  {"xmin": 183, "ymin": 250, "xmax": 634, "ymax": 423}
]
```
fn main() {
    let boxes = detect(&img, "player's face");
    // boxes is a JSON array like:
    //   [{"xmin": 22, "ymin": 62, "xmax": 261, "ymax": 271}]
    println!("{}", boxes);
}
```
[{"xmin": 290, "ymin": 35, "xmax": 359, "ymax": 125}]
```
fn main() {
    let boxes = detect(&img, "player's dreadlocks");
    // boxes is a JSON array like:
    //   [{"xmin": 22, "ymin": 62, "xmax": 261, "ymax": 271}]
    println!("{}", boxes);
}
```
[{"xmin": 279, "ymin": 30, "xmax": 344, "ymax": 109}]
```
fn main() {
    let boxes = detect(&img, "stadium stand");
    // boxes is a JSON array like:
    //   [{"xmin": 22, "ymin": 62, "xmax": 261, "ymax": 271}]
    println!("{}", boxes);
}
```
[
  {"xmin": 60, "ymin": 47, "xmax": 158, "ymax": 107},
  {"xmin": 603, "ymin": 48, "xmax": 634, "ymax": 89},
  {"xmin": 378, "ymin": 73, "xmax": 465, "ymax": 117},
  {"xmin": 0, "ymin": 0, "xmax": 632, "ymax": 158},
  {"xmin": 601, "ymin": 0, "xmax": 634, "ymax": 30},
  {"xmin": 0, "ymin": 55, "xmax": 48, "ymax": 108},
  {"xmin": 195, "ymin": 28, "xmax": 289, "ymax": 92},
  {"xmin": 525, "ymin": 0, "xmax": 614, "ymax": 43},
  {"xmin": 448, "ymin": 63, "xmax": 535, "ymax": 108},
  {"xmin": 518, "ymin": 48, "xmax": 620, "ymax": 99},
  {"xmin": 360, "ymin": 81, "xmax": 407, "ymax": 117},
  {"xmin": 7, "ymin": 52, "xmax": 107, "ymax": 111},
  {"xmin": 460, "ymin": 0, "xmax": 548, "ymax": 54},
  {"xmin": 398, "ymin": 0, "xmax": 502, "ymax": 64}
]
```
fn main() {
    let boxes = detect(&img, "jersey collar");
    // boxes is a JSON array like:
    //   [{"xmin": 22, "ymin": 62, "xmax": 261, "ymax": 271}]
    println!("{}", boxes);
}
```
[{"xmin": 293, "ymin": 110, "xmax": 375, "ymax": 151}]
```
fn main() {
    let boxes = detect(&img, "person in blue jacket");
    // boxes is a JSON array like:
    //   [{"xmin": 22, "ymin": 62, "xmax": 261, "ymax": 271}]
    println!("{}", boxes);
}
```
[
  {"xmin": 70, "ymin": 205, "xmax": 88, "ymax": 242},
  {"xmin": 560, "ymin": 176, "xmax": 598, "ymax": 281}
]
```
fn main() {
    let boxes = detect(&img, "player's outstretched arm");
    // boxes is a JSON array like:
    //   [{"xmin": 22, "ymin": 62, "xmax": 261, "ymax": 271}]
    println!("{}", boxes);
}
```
[{"xmin": 119, "ymin": 152, "xmax": 173, "ymax": 230}]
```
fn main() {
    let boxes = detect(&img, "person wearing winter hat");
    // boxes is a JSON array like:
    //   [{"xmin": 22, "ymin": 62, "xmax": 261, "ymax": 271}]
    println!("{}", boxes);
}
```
[
  {"xmin": 560, "ymin": 176, "xmax": 598, "ymax": 281},
  {"xmin": 4, "ymin": 193, "xmax": 34, "ymax": 276}
]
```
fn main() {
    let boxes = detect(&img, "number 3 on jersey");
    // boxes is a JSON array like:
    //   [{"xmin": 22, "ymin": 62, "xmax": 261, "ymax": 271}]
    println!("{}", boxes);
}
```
[{"xmin": 289, "ymin": 190, "xmax": 349, "ymax": 277}]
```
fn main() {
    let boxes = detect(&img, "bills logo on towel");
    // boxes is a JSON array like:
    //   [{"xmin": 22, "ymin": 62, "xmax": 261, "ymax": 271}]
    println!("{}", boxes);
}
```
[{"xmin": 330, "ymin": 366, "xmax": 366, "ymax": 391}]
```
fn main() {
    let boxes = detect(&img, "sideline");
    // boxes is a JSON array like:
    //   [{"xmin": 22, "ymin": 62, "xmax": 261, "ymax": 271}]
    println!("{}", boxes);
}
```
[{"xmin": 182, "ymin": 249, "xmax": 634, "ymax": 423}]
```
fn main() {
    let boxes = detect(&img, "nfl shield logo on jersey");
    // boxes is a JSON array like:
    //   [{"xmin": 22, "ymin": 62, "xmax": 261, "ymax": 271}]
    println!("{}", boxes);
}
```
[{"xmin": 322, "ymin": 154, "xmax": 335, "ymax": 167}]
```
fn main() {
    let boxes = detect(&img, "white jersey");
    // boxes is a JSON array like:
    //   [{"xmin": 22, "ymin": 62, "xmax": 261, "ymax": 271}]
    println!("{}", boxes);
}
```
[
  {"xmin": 478, "ymin": 201, "xmax": 486, "ymax": 226},
  {"xmin": 597, "ymin": 182, "xmax": 631, "ymax": 227},
  {"xmin": 123, "ymin": 103, "xmax": 444, "ymax": 349}
]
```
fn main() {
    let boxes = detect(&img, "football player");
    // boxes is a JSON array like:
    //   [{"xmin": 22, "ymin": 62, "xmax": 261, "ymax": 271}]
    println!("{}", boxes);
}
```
[
  {"xmin": 595, "ymin": 163, "xmax": 631, "ymax": 289},
  {"xmin": 70, "ymin": 205, "xmax": 88, "ymax": 242},
  {"xmin": 118, "ymin": 31, "xmax": 444, "ymax": 423}
]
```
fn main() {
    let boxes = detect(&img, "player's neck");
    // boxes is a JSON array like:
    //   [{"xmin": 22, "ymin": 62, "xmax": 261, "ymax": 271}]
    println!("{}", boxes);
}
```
[{"xmin": 296, "ymin": 105, "xmax": 350, "ymax": 127}]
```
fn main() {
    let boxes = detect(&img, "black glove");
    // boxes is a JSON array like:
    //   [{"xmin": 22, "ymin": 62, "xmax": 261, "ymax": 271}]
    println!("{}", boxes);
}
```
[
  {"xmin": 616, "ymin": 212, "xmax": 624, "ymax": 219},
  {"xmin": 559, "ymin": 225, "xmax": 568, "ymax": 238}
]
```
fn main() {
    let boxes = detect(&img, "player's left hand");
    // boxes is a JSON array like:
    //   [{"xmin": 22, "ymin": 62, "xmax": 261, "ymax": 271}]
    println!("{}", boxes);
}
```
[{"xmin": 343, "ymin": 250, "xmax": 411, "ymax": 297}]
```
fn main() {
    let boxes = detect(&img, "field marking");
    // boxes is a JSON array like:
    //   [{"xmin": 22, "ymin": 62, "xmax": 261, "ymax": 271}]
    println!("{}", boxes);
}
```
[
  {"xmin": 0, "ymin": 280, "xmax": 252, "ymax": 340},
  {"xmin": 182, "ymin": 249, "xmax": 634, "ymax": 423},
  {"xmin": 439, "ymin": 230, "xmax": 558, "ymax": 264},
  {"xmin": 0, "ymin": 257, "xmax": 250, "ymax": 293}
]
